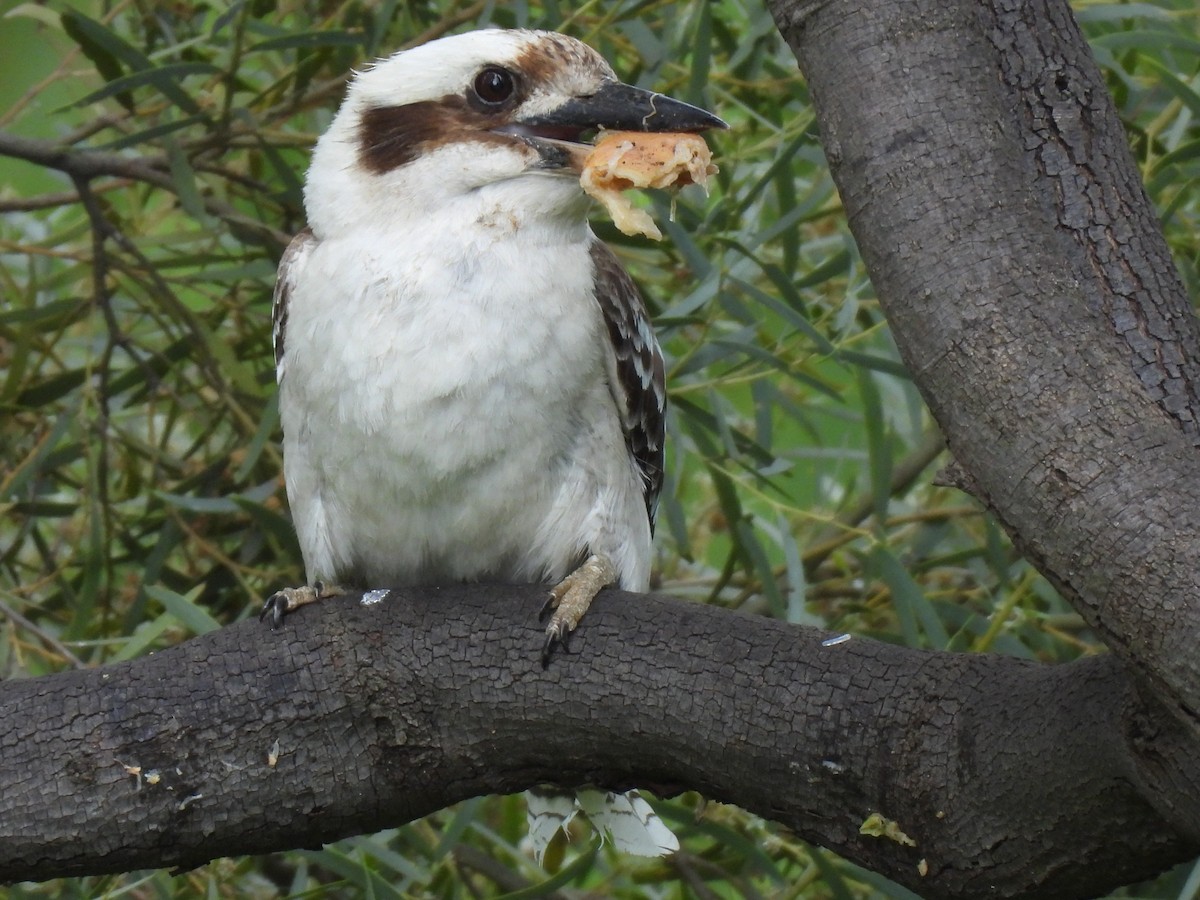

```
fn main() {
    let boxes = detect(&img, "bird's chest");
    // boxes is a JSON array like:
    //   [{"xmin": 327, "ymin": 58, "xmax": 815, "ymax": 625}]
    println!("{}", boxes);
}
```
[{"xmin": 283, "ymin": 222, "xmax": 605, "ymax": 487}]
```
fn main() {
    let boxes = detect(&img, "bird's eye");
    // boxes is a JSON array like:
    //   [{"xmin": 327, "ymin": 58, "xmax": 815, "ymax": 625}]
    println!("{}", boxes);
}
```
[{"xmin": 473, "ymin": 67, "xmax": 516, "ymax": 106}]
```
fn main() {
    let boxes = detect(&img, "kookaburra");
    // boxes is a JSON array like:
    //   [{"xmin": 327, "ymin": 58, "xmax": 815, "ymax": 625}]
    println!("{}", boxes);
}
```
[{"xmin": 262, "ymin": 28, "xmax": 724, "ymax": 666}]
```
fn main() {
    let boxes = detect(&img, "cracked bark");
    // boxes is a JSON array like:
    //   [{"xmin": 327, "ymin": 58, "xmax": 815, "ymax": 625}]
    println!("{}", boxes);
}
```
[
  {"xmin": 0, "ymin": 587, "xmax": 1195, "ymax": 899},
  {"xmin": 770, "ymin": 0, "xmax": 1200, "ymax": 834},
  {"xmin": 768, "ymin": 0, "xmax": 1200, "ymax": 724}
]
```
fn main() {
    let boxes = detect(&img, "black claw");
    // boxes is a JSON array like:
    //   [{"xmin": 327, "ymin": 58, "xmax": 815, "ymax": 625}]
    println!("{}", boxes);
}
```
[
  {"xmin": 259, "ymin": 594, "xmax": 285, "ymax": 629},
  {"xmin": 540, "ymin": 624, "xmax": 574, "ymax": 669},
  {"xmin": 539, "ymin": 593, "xmax": 556, "ymax": 622},
  {"xmin": 541, "ymin": 635, "xmax": 555, "ymax": 670}
]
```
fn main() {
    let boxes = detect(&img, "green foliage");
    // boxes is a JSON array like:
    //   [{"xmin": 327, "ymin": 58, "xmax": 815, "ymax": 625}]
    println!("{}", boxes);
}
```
[{"xmin": 1, "ymin": 0, "xmax": 1198, "ymax": 896}]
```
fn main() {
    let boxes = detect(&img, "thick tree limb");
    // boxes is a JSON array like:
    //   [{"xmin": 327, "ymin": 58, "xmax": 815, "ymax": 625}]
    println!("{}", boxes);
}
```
[
  {"xmin": 767, "ymin": 0, "xmax": 1200, "ymax": 801},
  {"xmin": 1, "ymin": 586, "xmax": 1196, "ymax": 898}
]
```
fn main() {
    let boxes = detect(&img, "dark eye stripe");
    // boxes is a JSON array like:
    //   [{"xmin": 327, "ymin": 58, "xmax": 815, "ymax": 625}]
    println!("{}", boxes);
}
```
[{"xmin": 356, "ymin": 95, "xmax": 520, "ymax": 174}]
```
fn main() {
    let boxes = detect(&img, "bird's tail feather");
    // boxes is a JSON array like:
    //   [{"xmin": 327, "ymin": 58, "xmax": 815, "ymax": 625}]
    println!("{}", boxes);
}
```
[{"xmin": 525, "ymin": 787, "xmax": 679, "ymax": 864}]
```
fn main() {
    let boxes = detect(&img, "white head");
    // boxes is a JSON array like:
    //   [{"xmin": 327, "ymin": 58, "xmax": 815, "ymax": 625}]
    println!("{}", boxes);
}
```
[{"xmin": 303, "ymin": 29, "xmax": 725, "ymax": 237}]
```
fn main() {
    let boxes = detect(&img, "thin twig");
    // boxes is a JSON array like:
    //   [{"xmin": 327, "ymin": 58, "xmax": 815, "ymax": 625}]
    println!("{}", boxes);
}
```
[
  {"xmin": 728, "ymin": 427, "xmax": 949, "ymax": 613},
  {"xmin": 0, "ymin": 180, "xmax": 126, "ymax": 213},
  {"xmin": 805, "ymin": 426, "xmax": 946, "ymax": 569},
  {"xmin": 0, "ymin": 598, "xmax": 88, "ymax": 670},
  {"xmin": 70, "ymin": 173, "xmax": 127, "ymax": 614},
  {"xmin": 0, "ymin": 130, "xmax": 172, "ymax": 187},
  {"xmin": 0, "ymin": 131, "xmax": 291, "ymax": 249}
]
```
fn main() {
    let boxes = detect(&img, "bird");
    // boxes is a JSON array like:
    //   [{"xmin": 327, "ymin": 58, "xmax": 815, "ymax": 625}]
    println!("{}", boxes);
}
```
[{"xmin": 260, "ymin": 27, "xmax": 724, "ymax": 668}]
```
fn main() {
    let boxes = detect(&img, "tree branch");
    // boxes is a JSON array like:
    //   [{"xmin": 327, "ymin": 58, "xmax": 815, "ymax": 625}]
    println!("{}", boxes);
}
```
[
  {"xmin": 0, "ymin": 130, "xmax": 180, "ymax": 195},
  {"xmin": 1, "ymin": 586, "xmax": 1196, "ymax": 898},
  {"xmin": 0, "ymin": 130, "xmax": 290, "ymax": 249},
  {"xmin": 767, "ymin": 0, "xmax": 1200, "ymax": 766}
]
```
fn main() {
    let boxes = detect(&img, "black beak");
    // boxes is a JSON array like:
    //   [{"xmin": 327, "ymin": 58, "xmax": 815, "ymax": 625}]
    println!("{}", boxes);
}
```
[{"xmin": 524, "ymin": 80, "xmax": 727, "ymax": 136}]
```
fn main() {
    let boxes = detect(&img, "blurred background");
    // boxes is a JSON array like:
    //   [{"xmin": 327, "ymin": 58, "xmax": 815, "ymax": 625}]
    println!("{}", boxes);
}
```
[{"xmin": 1, "ymin": 0, "xmax": 1198, "ymax": 896}]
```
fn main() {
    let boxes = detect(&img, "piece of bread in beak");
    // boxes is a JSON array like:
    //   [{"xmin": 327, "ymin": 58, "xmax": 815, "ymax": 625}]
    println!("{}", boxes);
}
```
[{"xmin": 581, "ymin": 131, "xmax": 717, "ymax": 240}]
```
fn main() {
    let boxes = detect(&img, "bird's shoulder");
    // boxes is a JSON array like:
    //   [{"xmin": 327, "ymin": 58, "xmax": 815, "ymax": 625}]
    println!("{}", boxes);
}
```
[{"xmin": 272, "ymin": 227, "xmax": 319, "ymax": 384}]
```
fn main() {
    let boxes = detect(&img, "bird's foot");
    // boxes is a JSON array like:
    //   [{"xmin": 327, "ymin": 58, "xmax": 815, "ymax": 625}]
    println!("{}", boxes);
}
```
[
  {"xmin": 260, "ymin": 580, "xmax": 346, "ymax": 629},
  {"xmin": 540, "ymin": 554, "xmax": 617, "ymax": 667}
]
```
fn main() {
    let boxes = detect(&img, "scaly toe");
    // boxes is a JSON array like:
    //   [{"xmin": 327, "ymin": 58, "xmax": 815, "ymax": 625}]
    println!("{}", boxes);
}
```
[
  {"xmin": 539, "ymin": 554, "xmax": 615, "ymax": 667},
  {"xmin": 259, "ymin": 582, "xmax": 346, "ymax": 629}
]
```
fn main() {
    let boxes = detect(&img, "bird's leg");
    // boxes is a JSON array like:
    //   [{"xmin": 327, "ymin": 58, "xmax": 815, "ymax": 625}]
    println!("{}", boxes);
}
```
[
  {"xmin": 260, "ymin": 580, "xmax": 346, "ymax": 629},
  {"xmin": 540, "ymin": 553, "xmax": 617, "ymax": 667}
]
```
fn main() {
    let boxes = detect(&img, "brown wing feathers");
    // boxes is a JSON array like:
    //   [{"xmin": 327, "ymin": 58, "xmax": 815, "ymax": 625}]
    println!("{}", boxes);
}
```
[{"xmin": 589, "ymin": 241, "xmax": 666, "ymax": 530}]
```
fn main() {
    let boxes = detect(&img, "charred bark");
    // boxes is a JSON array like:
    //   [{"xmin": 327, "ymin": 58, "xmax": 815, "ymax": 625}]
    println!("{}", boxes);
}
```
[
  {"xmin": 770, "ymin": 0, "xmax": 1200, "ymax": 851},
  {"xmin": 1, "ymin": 586, "xmax": 1194, "ymax": 898}
]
